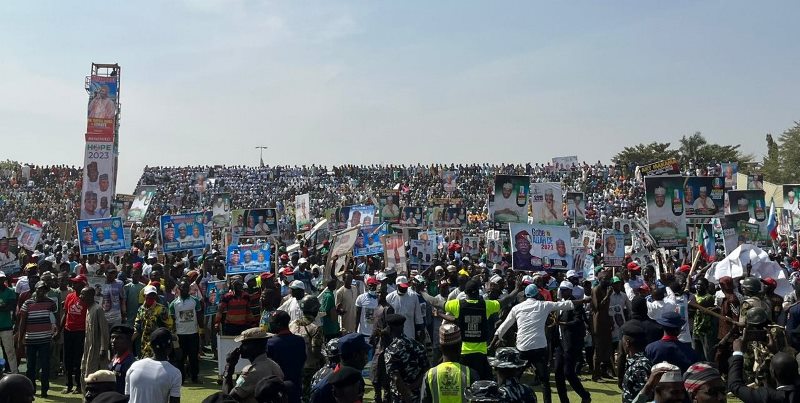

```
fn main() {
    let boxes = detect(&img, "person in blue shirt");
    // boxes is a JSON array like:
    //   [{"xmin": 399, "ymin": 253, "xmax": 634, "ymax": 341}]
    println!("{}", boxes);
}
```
[
  {"xmin": 108, "ymin": 324, "xmax": 136, "ymax": 394},
  {"xmin": 644, "ymin": 311, "xmax": 698, "ymax": 372},
  {"xmin": 266, "ymin": 310, "xmax": 306, "ymax": 403}
]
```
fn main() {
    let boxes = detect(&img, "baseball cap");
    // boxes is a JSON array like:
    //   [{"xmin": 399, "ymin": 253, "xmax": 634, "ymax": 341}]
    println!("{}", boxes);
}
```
[
  {"xmin": 559, "ymin": 281, "xmax": 574, "ymax": 290},
  {"xmin": 366, "ymin": 277, "xmax": 380, "ymax": 286},
  {"xmin": 395, "ymin": 276, "xmax": 409, "ymax": 287},
  {"xmin": 289, "ymin": 280, "xmax": 305, "ymax": 290},
  {"xmin": 143, "ymin": 285, "xmax": 158, "ymax": 295},
  {"xmin": 524, "ymin": 284, "xmax": 539, "ymax": 298},
  {"xmin": 566, "ymin": 270, "xmax": 579, "ymax": 279}
]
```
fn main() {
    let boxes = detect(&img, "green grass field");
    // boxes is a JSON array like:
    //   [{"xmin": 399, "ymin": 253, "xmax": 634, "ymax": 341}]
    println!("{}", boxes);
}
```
[{"xmin": 28, "ymin": 354, "xmax": 741, "ymax": 403}]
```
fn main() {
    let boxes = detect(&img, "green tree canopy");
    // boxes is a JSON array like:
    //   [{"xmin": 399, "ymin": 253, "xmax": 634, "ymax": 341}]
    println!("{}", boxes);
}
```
[
  {"xmin": 612, "ymin": 142, "xmax": 678, "ymax": 173},
  {"xmin": 612, "ymin": 132, "xmax": 751, "ymax": 174},
  {"xmin": 763, "ymin": 122, "xmax": 800, "ymax": 183}
]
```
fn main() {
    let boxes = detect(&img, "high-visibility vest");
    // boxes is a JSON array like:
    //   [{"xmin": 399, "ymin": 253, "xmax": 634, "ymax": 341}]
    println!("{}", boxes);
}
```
[{"xmin": 425, "ymin": 361, "xmax": 471, "ymax": 403}]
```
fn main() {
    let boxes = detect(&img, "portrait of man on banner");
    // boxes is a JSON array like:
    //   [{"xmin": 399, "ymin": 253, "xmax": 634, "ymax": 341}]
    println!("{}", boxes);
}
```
[{"xmin": 489, "ymin": 175, "xmax": 529, "ymax": 225}]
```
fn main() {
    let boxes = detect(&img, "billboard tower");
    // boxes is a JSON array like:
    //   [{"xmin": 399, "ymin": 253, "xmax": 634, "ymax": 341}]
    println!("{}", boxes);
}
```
[{"xmin": 80, "ymin": 63, "xmax": 121, "ymax": 220}]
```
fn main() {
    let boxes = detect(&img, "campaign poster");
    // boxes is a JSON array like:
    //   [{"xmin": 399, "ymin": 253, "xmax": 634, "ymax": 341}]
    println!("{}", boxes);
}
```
[
  {"xmin": 294, "ymin": 193, "xmax": 312, "ymax": 231},
  {"xmin": 205, "ymin": 280, "xmax": 228, "ymax": 316},
  {"xmin": 441, "ymin": 171, "xmax": 458, "ymax": 194},
  {"xmin": 552, "ymin": 156, "xmax": 578, "ymax": 171},
  {"xmin": 613, "ymin": 219, "xmax": 633, "ymax": 246},
  {"xmin": 398, "ymin": 206, "xmax": 424, "ymax": 227},
  {"xmin": 77, "ymin": 217, "xmax": 126, "ymax": 255},
  {"xmin": 637, "ymin": 158, "xmax": 680, "ymax": 177},
  {"xmin": 565, "ymin": 192, "xmax": 586, "ymax": 224},
  {"xmin": 378, "ymin": 191, "xmax": 401, "ymax": 224},
  {"xmin": 231, "ymin": 208, "xmax": 278, "ymax": 238},
  {"xmin": 720, "ymin": 163, "xmax": 738, "ymax": 190},
  {"xmin": 645, "ymin": 176, "xmax": 688, "ymax": 248},
  {"xmin": 572, "ymin": 246, "xmax": 591, "ymax": 272},
  {"xmin": 327, "ymin": 226, "xmax": 361, "ymax": 279},
  {"xmin": 408, "ymin": 239, "xmax": 436, "ymax": 267},
  {"xmin": 127, "ymin": 185, "xmax": 157, "ymax": 224},
  {"xmin": 12, "ymin": 222, "xmax": 42, "ymax": 251},
  {"xmin": 530, "ymin": 182, "xmax": 564, "ymax": 225},
  {"xmin": 727, "ymin": 190, "xmax": 769, "ymax": 242},
  {"xmin": 747, "ymin": 174, "xmax": 764, "ymax": 190},
  {"xmin": 580, "ymin": 230, "xmax": 598, "ymax": 251},
  {"xmin": 509, "ymin": 223, "xmax": 573, "ymax": 271},
  {"xmin": 0, "ymin": 237, "xmax": 20, "ymax": 275},
  {"xmin": 191, "ymin": 171, "xmax": 210, "ymax": 194},
  {"xmin": 462, "ymin": 236, "xmax": 480, "ymax": 257},
  {"xmin": 783, "ymin": 185, "xmax": 800, "ymax": 221},
  {"xmin": 489, "ymin": 175, "xmax": 529, "ymax": 226},
  {"xmin": 226, "ymin": 243, "xmax": 271, "ymax": 275},
  {"xmin": 684, "ymin": 177, "xmax": 725, "ymax": 218},
  {"xmin": 111, "ymin": 194, "xmax": 134, "ymax": 220},
  {"xmin": 211, "ymin": 193, "xmax": 232, "ymax": 228},
  {"xmin": 160, "ymin": 213, "xmax": 208, "ymax": 253},
  {"xmin": 438, "ymin": 207, "xmax": 467, "ymax": 229},
  {"xmin": 602, "ymin": 230, "xmax": 625, "ymax": 267},
  {"xmin": 382, "ymin": 233, "xmax": 407, "ymax": 273},
  {"xmin": 354, "ymin": 224, "xmax": 388, "ymax": 257},
  {"xmin": 780, "ymin": 209, "xmax": 794, "ymax": 236},
  {"xmin": 86, "ymin": 75, "xmax": 118, "ymax": 142},
  {"xmin": 80, "ymin": 141, "xmax": 115, "ymax": 220}
]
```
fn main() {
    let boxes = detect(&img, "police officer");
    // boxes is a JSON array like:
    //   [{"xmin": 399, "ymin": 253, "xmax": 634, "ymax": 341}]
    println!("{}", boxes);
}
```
[
  {"xmin": 223, "ymin": 327, "xmax": 285, "ymax": 403},
  {"xmin": 421, "ymin": 323, "xmax": 477, "ymax": 403},
  {"xmin": 464, "ymin": 380, "xmax": 503, "ymax": 403}
]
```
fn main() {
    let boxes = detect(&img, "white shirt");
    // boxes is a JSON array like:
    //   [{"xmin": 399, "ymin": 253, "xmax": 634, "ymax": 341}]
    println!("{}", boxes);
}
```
[
  {"xmin": 492, "ymin": 195, "xmax": 524, "ymax": 222},
  {"xmin": 125, "ymin": 358, "xmax": 182, "ymax": 403},
  {"xmin": 278, "ymin": 297, "xmax": 303, "ymax": 323},
  {"xmin": 385, "ymin": 290, "xmax": 423, "ymax": 339},
  {"xmin": 171, "ymin": 296, "xmax": 200, "ymax": 335},
  {"xmin": 495, "ymin": 298, "xmax": 574, "ymax": 351},
  {"xmin": 354, "ymin": 292, "xmax": 379, "ymax": 336}
]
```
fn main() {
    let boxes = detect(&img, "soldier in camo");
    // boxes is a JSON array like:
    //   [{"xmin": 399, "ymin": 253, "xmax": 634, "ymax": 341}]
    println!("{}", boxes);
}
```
[
  {"xmin": 310, "ymin": 338, "xmax": 340, "ymax": 390},
  {"xmin": 738, "ymin": 277, "xmax": 769, "ymax": 327}
]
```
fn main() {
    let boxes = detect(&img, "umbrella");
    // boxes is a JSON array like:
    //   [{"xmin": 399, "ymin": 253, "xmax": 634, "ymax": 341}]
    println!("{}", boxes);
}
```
[{"xmin": 706, "ymin": 244, "xmax": 791, "ymax": 297}]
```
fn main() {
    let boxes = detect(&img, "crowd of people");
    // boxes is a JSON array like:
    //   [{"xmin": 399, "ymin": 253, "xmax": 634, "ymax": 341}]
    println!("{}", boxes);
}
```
[{"xmin": 0, "ymin": 160, "xmax": 797, "ymax": 403}]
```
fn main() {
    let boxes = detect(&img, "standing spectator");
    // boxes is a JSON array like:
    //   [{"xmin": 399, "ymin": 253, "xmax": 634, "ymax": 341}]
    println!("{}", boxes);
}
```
[
  {"xmin": 126, "ymin": 327, "xmax": 182, "ymax": 403},
  {"xmin": 134, "ymin": 285, "xmax": 169, "ymax": 358},
  {"xmin": 169, "ymin": 280, "xmax": 203, "ymax": 384},
  {"xmin": 554, "ymin": 281, "xmax": 591, "ymax": 403},
  {"xmin": 320, "ymin": 279, "xmax": 341, "ymax": 341},
  {"xmin": 80, "ymin": 286, "xmax": 110, "ymax": 393},
  {"xmin": 335, "ymin": 271, "xmax": 358, "ymax": 334},
  {"xmin": 591, "ymin": 271, "xmax": 614, "ymax": 381},
  {"xmin": 124, "ymin": 266, "xmax": 146, "ymax": 327},
  {"xmin": 289, "ymin": 296, "xmax": 324, "ymax": 400},
  {"xmin": 385, "ymin": 276, "xmax": 424, "ymax": 340},
  {"xmin": 55, "ymin": 274, "xmax": 88, "ymax": 394},
  {"xmin": 108, "ymin": 324, "xmax": 136, "ymax": 394},
  {"xmin": 17, "ymin": 280, "xmax": 57, "ymax": 397},
  {"xmin": 384, "ymin": 314, "xmax": 430, "ymax": 403},
  {"xmin": 0, "ymin": 272, "xmax": 17, "ymax": 374},
  {"xmin": 101, "ymin": 264, "xmax": 126, "ymax": 327},
  {"xmin": 215, "ymin": 279, "xmax": 251, "ymax": 336},
  {"xmin": 266, "ymin": 310, "xmax": 307, "ymax": 403},
  {"xmin": 355, "ymin": 277, "xmax": 380, "ymax": 338}
]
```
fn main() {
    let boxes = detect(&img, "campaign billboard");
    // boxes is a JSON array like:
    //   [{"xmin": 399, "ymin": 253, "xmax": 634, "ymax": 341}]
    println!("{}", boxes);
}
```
[
  {"xmin": 210, "ymin": 193, "xmax": 232, "ymax": 228},
  {"xmin": 382, "ymin": 233, "xmax": 407, "ymax": 273},
  {"xmin": 489, "ymin": 175, "xmax": 529, "ymax": 226},
  {"xmin": 462, "ymin": 236, "xmax": 480, "ymax": 257},
  {"xmin": 226, "ymin": 243, "xmax": 271, "ymax": 275},
  {"xmin": 353, "ymin": 224, "xmax": 388, "ymax": 257},
  {"xmin": 565, "ymin": 192, "xmax": 586, "ymax": 224},
  {"xmin": 111, "ymin": 194, "xmax": 134, "ymax": 220},
  {"xmin": 294, "ymin": 193, "xmax": 312, "ymax": 231},
  {"xmin": 509, "ymin": 223, "xmax": 572, "ymax": 271},
  {"xmin": 0, "ymin": 237, "xmax": 20, "ymax": 275},
  {"xmin": 231, "ymin": 208, "xmax": 279, "ymax": 238},
  {"xmin": 205, "ymin": 280, "xmax": 228, "ymax": 316},
  {"xmin": 160, "ymin": 213, "xmax": 208, "ymax": 253},
  {"xmin": 637, "ymin": 158, "xmax": 680, "ymax": 177},
  {"xmin": 530, "ymin": 182, "xmax": 564, "ymax": 225},
  {"xmin": 602, "ymin": 230, "xmax": 625, "ymax": 267},
  {"xmin": 80, "ymin": 141, "xmax": 115, "ymax": 220},
  {"xmin": 12, "ymin": 222, "xmax": 42, "ymax": 252},
  {"xmin": 727, "ymin": 190, "xmax": 769, "ymax": 242},
  {"xmin": 408, "ymin": 239, "xmax": 436, "ymax": 267},
  {"xmin": 377, "ymin": 190, "xmax": 401, "ymax": 223},
  {"xmin": 77, "ymin": 217, "xmax": 126, "ymax": 255},
  {"xmin": 684, "ymin": 177, "xmax": 725, "ymax": 218},
  {"xmin": 783, "ymin": 184, "xmax": 800, "ymax": 221},
  {"xmin": 428, "ymin": 207, "xmax": 467, "ymax": 229},
  {"xmin": 328, "ymin": 205, "xmax": 377, "ymax": 231},
  {"xmin": 644, "ymin": 175, "xmax": 688, "ymax": 248},
  {"xmin": 86, "ymin": 75, "xmax": 118, "ymax": 142},
  {"xmin": 126, "ymin": 185, "xmax": 157, "ymax": 224},
  {"xmin": 552, "ymin": 156, "xmax": 578, "ymax": 171},
  {"xmin": 398, "ymin": 206, "xmax": 424, "ymax": 227}
]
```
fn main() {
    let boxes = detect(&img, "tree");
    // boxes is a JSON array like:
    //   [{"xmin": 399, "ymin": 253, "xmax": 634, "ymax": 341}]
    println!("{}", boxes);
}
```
[
  {"xmin": 761, "ymin": 134, "xmax": 782, "ymax": 183},
  {"xmin": 677, "ymin": 132, "xmax": 753, "ymax": 168},
  {"xmin": 776, "ymin": 122, "xmax": 800, "ymax": 183},
  {"xmin": 612, "ymin": 142, "xmax": 678, "ymax": 174}
]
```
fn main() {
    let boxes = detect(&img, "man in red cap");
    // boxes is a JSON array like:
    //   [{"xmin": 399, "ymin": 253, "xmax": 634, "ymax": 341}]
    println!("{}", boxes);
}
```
[
  {"xmin": 512, "ymin": 230, "xmax": 535, "ymax": 271},
  {"xmin": 54, "ymin": 274, "xmax": 88, "ymax": 393}
]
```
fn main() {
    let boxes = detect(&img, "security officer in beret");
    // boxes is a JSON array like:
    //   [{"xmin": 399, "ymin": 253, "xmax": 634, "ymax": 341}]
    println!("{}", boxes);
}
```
[
  {"xmin": 108, "ymin": 324, "xmax": 135, "ymax": 394},
  {"xmin": 328, "ymin": 366, "xmax": 365, "ymax": 403},
  {"xmin": 223, "ymin": 327, "xmax": 285, "ymax": 403}
]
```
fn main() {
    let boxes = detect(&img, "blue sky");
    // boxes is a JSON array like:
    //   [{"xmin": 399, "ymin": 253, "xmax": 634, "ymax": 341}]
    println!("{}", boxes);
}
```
[{"xmin": 1, "ymin": 1, "xmax": 798, "ymax": 193}]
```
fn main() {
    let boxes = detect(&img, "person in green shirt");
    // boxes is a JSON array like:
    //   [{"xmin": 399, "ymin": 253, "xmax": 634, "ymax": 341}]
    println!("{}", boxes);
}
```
[
  {"xmin": 691, "ymin": 277, "xmax": 716, "ymax": 362},
  {"xmin": 123, "ymin": 267, "xmax": 146, "ymax": 328},
  {"xmin": 0, "ymin": 272, "xmax": 17, "ymax": 373},
  {"xmin": 436, "ymin": 279, "xmax": 500, "ymax": 380},
  {"xmin": 320, "ymin": 278, "xmax": 340, "ymax": 341}
]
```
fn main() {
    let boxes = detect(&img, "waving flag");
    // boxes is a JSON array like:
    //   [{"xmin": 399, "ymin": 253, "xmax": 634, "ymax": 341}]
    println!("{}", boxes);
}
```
[
  {"xmin": 767, "ymin": 199, "xmax": 778, "ymax": 240},
  {"xmin": 697, "ymin": 225, "xmax": 716, "ymax": 262}
]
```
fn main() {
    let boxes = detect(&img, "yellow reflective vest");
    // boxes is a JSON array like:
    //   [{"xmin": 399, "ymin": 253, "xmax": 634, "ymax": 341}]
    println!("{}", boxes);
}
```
[{"xmin": 424, "ymin": 361, "xmax": 471, "ymax": 403}]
